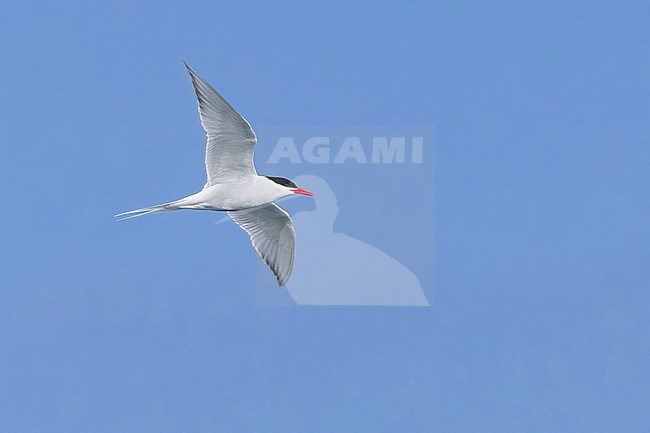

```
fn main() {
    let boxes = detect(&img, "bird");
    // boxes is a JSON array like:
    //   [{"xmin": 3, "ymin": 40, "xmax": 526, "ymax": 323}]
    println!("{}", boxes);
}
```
[{"xmin": 116, "ymin": 63, "xmax": 314, "ymax": 286}]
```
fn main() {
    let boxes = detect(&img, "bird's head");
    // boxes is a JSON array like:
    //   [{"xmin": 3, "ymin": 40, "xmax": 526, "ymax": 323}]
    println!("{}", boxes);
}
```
[{"xmin": 266, "ymin": 176, "xmax": 314, "ymax": 197}]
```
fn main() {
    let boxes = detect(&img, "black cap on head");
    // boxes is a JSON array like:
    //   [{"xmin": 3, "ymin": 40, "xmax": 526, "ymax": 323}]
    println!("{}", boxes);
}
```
[{"xmin": 265, "ymin": 176, "xmax": 297, "ymax": 189}]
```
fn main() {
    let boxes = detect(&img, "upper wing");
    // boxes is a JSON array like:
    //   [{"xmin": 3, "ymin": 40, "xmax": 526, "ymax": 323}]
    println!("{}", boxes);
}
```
[
  {"xmin": 185, "ymin": 63, "xmax": 258, "ymax": 185},
  {"xmin": 227, "ymin": 203, "xmax": 295, "ymax": 286}
]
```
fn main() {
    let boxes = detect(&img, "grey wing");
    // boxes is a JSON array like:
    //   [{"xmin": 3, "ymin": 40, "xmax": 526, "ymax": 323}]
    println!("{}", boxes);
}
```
[
  {"xmin": 227, "ymin": 204, "xmax": 295, "ymax": 286},
  {"xmin": 185, "ymin": 63, "xmax": 258, "ymax": 185}
]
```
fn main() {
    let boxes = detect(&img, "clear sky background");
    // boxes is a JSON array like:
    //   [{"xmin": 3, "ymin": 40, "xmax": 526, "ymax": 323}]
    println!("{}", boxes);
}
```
[{"xmin": 1, "ymin": 1, "xmax": 649, "ymax": 432}]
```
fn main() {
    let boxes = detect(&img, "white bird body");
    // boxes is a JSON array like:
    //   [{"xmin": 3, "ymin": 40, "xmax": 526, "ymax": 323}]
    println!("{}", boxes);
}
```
[
  {"xmin": 170, "ymin": 177, "xmax": 294, "ymax": 211},
  {"xmin": 116, "ymin": 64, "xmax": 313, "ymax": 286}
]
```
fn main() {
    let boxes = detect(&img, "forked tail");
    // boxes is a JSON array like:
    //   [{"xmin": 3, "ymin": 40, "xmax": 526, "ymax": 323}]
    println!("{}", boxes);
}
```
[{"xmin": 114, "ymin": 200, "xmax": 180, "ymax": 221}]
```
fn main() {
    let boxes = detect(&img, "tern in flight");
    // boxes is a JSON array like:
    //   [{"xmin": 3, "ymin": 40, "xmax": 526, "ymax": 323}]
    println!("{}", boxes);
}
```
[{"xmin": 116, "ymin": 63, "xmax": 313, "ymax": 286}]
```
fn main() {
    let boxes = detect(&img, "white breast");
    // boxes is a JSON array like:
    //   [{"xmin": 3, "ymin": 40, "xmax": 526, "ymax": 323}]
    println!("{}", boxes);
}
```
[{"xmin": 186, "ymin": 176, "xmax": 289, "ymax": 211}]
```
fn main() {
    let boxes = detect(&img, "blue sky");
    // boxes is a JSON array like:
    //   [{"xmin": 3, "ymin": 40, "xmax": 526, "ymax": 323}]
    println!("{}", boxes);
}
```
[{"xmin": 1, "ymin": 1, "xmax": 649, "ymax": 432}]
